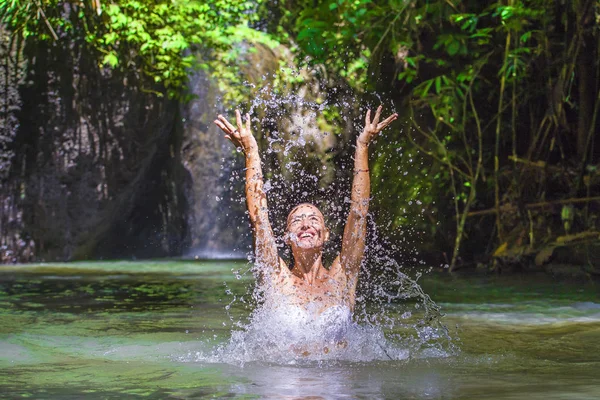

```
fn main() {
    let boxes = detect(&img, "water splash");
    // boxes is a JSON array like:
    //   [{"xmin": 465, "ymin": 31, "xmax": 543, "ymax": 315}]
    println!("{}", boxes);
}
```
[
  {"xmin": 185, "ymin": 269, "xmax": 454, "ymax": 365},
  {"xmin": 186, "ymin": 73, "xmax": 457, "ymax": 365}
]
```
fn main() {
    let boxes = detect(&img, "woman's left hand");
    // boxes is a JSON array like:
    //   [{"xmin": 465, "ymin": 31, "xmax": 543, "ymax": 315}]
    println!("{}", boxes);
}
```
[{"xmin": 357, "ymin": 105, "xmax": 398, "ymax": 146}]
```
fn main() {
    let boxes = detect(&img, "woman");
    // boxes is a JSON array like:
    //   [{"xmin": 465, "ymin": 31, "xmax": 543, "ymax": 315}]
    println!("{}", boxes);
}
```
[{"xmin": 214, "ymin": 106, "xmax": 397, "ymax": 315}]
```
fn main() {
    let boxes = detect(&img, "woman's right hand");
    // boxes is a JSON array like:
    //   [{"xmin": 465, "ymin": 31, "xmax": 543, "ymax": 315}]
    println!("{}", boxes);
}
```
[
  {"xmin": 357, "ymin": 105, "xmax": 398, "ymax": 147},
  {"xmin": 214, "ymin": 110, "xmax": 257, "ymax": 154}
]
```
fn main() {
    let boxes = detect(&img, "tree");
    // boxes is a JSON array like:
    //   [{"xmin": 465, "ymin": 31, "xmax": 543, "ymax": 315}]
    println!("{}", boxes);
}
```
[
  {"xmin": 266, "ymin": 0, "xmax": 600, "ymax": 269},
  {"xmin": 1, "ymin": 0, "xmax": 262, "ymax": 98}
]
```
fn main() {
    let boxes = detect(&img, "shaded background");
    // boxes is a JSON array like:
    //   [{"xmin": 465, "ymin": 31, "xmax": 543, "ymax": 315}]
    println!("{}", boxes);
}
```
[{"xmin": 1, "ymin": 0, "xmax": 600, "ymax": 277}]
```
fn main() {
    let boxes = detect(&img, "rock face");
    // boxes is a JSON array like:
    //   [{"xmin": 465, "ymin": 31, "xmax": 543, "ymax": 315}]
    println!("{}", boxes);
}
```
[
  {"xmin": 1, "ymin": 32, "xmax": 342, "ymax": 263},
  {"xmin": 0, "ymin": 26, "xmax": 29, "ymax": 263},
  {"xmin": 1, "ymin": 29, "xmax": 190, "ymax": 262}
]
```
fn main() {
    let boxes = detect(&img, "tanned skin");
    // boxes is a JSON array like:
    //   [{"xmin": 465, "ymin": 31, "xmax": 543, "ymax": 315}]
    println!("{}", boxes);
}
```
[{"xmin": 214, "ymin": 106, "xmax": 397, "ymax": 314}]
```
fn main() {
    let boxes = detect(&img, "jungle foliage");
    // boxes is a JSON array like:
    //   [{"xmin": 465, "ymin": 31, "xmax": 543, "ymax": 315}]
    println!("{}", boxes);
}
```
[
  {"xmin": 2, "ymin": 0, "xmax": 600, "ymax": 271},
  {"xmin": 263, "ymin": 0, "xmax": 600, "ymax": 271},
  {"xmin": 0, "ymin": 0, "xmax": 263, "ymax": 98}
]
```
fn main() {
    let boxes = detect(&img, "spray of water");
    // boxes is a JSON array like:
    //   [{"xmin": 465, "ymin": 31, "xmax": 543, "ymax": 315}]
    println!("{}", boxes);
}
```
[{"xmin": 187, "ymin": 74, "xmax": 458, "ymax": 365}]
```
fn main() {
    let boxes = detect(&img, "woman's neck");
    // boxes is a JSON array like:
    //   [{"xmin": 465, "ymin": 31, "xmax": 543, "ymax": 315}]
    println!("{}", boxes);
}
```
[{"xmin": 291, "ymin": 249, "xmax": 324, "ymax": 285}]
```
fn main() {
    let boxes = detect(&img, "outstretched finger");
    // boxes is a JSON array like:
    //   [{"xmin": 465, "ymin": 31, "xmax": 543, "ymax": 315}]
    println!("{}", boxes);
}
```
[
  {"xmin": 246, "ymin": 113, "xmax": 251, "ymax": 132},
  {"xmin": 365, "ymin": 109, "xmax": 371, "ymax": 126},
  {"xmin": 214, "ymin": 119, "xmax": 229, "ymax": 132},
  {"xmin": 372, "ymin": 105, "xmax": 383, "ymax": 125},
  {"xmin": 218, "ymin": 115, "xmax": 236, "ymax": 133},
  {"xmin": 235, "ymin": 109, "xmax": 243, "ymax": 131},
  {"xmin": 378, "ymin": 113, "xmax": 398, "ymax": 130}
]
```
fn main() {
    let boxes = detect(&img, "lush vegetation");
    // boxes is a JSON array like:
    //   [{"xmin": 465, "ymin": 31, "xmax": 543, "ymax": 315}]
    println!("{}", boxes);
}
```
[
  {"xmin": 1, "ymin": 0, "xmax": 266, "ymax": 98},
  {"xmin": 267, "ymin": 0, "xmax": 600, "ymax": 270},
  {"xmin": 2, "ymin": 0, "xmax": 600, "ymax": 271}
]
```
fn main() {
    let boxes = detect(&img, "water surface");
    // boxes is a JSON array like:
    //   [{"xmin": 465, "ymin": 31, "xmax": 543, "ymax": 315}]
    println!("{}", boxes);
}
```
[{"xmin": 1, "ymin": 261, "xmax": 599, "ymax": 399}]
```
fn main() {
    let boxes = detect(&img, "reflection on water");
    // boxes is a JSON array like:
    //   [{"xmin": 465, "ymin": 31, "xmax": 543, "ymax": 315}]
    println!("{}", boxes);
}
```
[
  {"xmin": 1, "ymin": 261, "xmax": 600, "ymax": 399},
  {"xmin": 218, "ymin": 362, "xmax": 452, "ymax": 399}
]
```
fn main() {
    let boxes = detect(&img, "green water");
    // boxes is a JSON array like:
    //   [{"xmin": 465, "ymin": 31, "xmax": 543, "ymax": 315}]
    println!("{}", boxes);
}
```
[{"xmin": 1, "ymin": 261, "xmax": 599, "ymax": 399}]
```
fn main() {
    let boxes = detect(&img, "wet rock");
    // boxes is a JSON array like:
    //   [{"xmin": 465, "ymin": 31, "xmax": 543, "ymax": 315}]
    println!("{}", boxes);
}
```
[{"xmin": 1, "ymin": 25, "xmax": 189, "ymax": 262}]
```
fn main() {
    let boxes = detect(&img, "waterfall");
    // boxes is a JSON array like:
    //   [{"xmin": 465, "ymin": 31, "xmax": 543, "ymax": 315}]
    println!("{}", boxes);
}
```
[
  {"xmin": 180, "ymin": 44, "xmax": 342, "ymax": 260},
  {"xmin": 181, "ymin": 70, "xmax": 250, "ymax": 259}
]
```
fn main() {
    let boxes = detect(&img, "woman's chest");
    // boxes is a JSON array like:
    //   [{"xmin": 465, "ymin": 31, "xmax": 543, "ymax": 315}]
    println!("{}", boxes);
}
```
[{"xmin": 277, "ymin": 275, "xmax": 346, "ymax": 306}]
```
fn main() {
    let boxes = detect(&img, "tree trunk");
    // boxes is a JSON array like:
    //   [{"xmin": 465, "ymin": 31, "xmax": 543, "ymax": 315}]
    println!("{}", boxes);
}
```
[{"xmin": 577, "ymin": 32, "xmax": 595, "ymax": 159}]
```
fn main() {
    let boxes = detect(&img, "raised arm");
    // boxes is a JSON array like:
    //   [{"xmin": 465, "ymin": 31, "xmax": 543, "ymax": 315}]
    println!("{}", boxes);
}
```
[
  {"xmin": 214, "ymin": 111, "xmax": 280, "ymax": 276},
  {"xmin": 338, "ymin": 106, "xmax": 398, "ymax": 277}
]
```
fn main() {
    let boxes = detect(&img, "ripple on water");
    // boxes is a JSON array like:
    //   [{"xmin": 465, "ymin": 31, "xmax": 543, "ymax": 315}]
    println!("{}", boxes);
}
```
[{"xmin": 445, "ymin": 301, "xmax": 600, "ymax": 325}]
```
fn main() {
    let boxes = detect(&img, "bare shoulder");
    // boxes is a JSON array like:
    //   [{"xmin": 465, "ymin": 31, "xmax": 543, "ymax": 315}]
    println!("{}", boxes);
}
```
[
  {"xmin": 256, "ymin": 256, "xmax": 291, "ymax": 286},
  {"xmin": 270, "ymin": 257, "xmax": 293, "ymax": 284}
]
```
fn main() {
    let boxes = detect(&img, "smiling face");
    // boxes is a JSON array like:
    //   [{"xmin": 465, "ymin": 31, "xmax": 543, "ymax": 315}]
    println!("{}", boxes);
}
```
[{"xmin": 286, "ymin": 204, "xmax": 329, "ymax": 250}]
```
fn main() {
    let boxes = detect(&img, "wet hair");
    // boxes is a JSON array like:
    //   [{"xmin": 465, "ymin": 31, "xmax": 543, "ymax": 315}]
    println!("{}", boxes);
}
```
[{"xmin": 286, "ymin": 203, "xmax": 324, "ymax": 227}]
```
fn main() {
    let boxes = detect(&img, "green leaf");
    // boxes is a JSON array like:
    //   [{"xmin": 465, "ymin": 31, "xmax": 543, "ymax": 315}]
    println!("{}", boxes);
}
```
[
  {"xmin": 447, "ymin": 40, "xmax": 460, "ymax": 56},
  {"xmin": 102, "ymin": 53, "xmax": 119, "ymax": 68}
]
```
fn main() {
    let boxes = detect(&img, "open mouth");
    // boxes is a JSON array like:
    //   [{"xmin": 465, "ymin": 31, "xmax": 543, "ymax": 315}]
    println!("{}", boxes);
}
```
[{"xmin": 299, "ymin": 231, "xmax": 315, "ymax": 240}]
